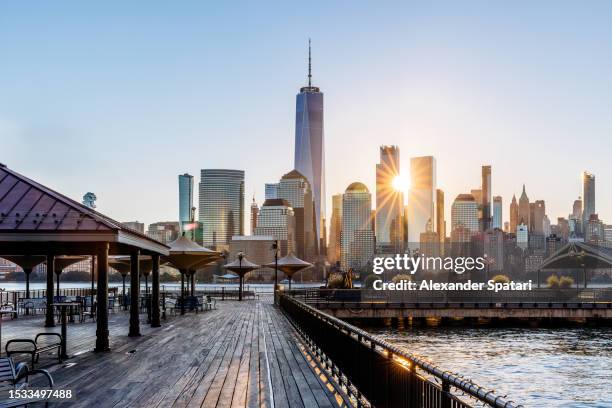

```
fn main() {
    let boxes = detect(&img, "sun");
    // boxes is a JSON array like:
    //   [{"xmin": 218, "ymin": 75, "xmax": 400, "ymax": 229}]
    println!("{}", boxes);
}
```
[{"xmin": 392, "ymin": 175, "xmax": 409, "ymax": 192}]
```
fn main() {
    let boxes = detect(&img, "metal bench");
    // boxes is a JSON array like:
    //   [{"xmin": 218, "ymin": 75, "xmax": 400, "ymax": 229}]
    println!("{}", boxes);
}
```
[
  {"xmin": 0, "ymin": 357, "xmax": 53, "ymax": 408},
  {"xmin": 5, "ymin": 333, "xmax": 63, "ymax": 367}
]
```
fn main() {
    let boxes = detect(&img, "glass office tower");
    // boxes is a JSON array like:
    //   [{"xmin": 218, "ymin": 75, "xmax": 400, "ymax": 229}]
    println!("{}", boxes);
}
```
[
  {"xmin": 582, "ymin": 171, "xmax": 595, "ymax": 228},
  {"xmin": 198, "ymin": 169, "xmax": 244, "ymax": 250},
  {"xmin": 375, "ymin": 145, "xmax": 403, "ymax": 253},
  {"xmin": 178, "ymin": 173, "xmax": 194, "ymax": 236},
  {"xmin": 294, "ymin": 41, "xmax": 325, "ymax": 254},
  {"xmin": 407, "ymin": 156, "xmax": 436, "ymax": 248}
]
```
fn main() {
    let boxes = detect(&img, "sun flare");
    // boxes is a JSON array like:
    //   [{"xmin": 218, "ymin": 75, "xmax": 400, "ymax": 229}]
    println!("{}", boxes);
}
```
[{"xmin": 392, "ymin": 175, "xmax": 409, "ymax": 192}]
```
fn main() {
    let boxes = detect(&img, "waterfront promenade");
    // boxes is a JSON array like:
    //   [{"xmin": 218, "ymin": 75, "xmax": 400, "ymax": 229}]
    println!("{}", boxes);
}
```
[{"xmin": 1, "ymin": 299, "xmax": 344, "ymax": 408}]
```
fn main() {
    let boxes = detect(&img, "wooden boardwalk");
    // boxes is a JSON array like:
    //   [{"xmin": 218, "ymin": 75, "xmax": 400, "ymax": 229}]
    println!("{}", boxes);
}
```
[{"xmin": 1, "ymin": 300, "xmax": 346, "ymax": 408}]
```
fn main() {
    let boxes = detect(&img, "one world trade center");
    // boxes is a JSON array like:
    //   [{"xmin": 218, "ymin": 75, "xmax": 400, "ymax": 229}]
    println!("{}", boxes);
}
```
[{"xmin": 294, "ymin": 40, "xmax": 325, "ymax": 255}]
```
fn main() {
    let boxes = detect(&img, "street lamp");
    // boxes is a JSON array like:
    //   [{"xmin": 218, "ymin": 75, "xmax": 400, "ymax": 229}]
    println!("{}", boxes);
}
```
[{"xmin": 272, "ymin": 240, "xmax": 279, "ymax": 292}]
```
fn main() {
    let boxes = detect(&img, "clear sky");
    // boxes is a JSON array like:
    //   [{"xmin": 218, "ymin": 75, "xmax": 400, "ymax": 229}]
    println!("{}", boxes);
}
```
[{"xmin": 2, "ymin": 1, "xmax": 611, "ymax": 229}]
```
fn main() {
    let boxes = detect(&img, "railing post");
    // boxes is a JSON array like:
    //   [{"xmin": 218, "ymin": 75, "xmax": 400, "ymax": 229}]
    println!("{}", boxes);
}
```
[
  {"xmin": 409, "ymin": 361, "xmax": 418, "ymax": 407},
  {"xmin": 441, "ymin": 380, "xmax": 451, "ymax": 408}
]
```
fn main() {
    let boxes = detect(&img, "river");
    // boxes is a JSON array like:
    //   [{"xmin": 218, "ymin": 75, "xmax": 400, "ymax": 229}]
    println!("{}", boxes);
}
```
[{"xmin": 366, "ymin": 324, "xmax": 612, "ymax": 407}]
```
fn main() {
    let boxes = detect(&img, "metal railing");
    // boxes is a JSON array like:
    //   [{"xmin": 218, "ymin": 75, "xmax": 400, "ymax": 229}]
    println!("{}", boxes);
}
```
[
  {"xmin": 290, "ymin": 288, "xmax": 612, "ymax": 305},
  {"xmin": 279, "ymin": 293, "xmax": 522, "ymax": 408},
  {"xmin": 0, "ymin": 287, "xmax": 100, "ymax": 306}
]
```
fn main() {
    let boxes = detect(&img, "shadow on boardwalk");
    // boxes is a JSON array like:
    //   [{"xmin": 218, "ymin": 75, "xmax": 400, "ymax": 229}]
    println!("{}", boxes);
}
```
[{"xmin": 2, "ymin": 300, "xmax": 346, "ymax": 408}]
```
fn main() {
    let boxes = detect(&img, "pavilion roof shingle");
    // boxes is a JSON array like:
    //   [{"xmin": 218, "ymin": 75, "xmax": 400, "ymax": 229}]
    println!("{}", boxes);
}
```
[{"xmin": 0, "ymin": 165, "xmax": 166, "ymax": 250}]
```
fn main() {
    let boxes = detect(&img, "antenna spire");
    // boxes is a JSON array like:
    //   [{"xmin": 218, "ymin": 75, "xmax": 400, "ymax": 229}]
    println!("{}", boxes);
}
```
[{"xmin": 308, "ymin": 38, "xmax": 312, "ymax": 87}]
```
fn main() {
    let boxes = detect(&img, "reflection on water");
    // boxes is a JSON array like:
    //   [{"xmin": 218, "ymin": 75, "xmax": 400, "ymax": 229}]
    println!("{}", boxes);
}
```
[{"xmin": 364, "ymin": 324, "xmax": 612, "ymax": 407}]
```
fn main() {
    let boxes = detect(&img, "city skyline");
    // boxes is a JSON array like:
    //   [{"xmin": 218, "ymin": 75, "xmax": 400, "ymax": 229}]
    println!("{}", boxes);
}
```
[{"xmin": 2, "ymin": 2, "xmax": 612, "ymax": 228}]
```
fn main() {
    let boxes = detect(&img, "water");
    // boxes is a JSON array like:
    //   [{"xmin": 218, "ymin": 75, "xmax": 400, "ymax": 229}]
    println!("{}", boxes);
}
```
[{"xmin": 366, "ymin": 324, "xmax": 612, "ymax": 407}]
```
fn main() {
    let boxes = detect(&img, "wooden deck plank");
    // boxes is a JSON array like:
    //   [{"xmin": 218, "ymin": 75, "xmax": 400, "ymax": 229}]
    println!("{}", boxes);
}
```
[{"xmin": 0, "ymin": 299, "xmax": 341, "ymax": 408}]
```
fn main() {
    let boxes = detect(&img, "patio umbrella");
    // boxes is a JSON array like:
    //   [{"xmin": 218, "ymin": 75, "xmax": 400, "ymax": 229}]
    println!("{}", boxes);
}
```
[
  {"xmin": 223, "ymin": 253, "xmax": 260, "ymax": 301},
  {"xmin": 109, "ymin": 257, "xmax": 131, "ymax": 310},
  {"xmin": 266, "ymin": 253, "xmax": 312, "ymax": 291},
  {"xmin": 52, "ymin": 256, "xmax": 87, "ymax": 294},
  {"xmin": 1, "ymin": 255, "xmax": 45, "ymax": 312},
  {"xmin": 163, "ymin": 234, "xmax": 221, "ymax": 314}
]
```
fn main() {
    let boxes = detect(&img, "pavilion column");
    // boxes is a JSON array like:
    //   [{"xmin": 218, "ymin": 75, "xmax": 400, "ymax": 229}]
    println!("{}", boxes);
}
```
[
  {"xmin": 45, "ymin": 253, "xmax": 55, "ymax": 327},
  {"xmin": 151, "ymin": 254, "xmax": 161, "ymax": 328},
  {"xmin": 121, "ymin": 272, "xmax": 128, "ymax": 311},
  {"xmin": 55, "ymin": 271, "xmax": 61, "ymax": 295},
  {"xmin": 24, "ymin": 267, "xmax": 32, "ymax": 316},
  {"xmin": 180, "ymin": 269, "xmax": 186, "ymax": 315},
  {"xmin": 95, "ymin": 243, "xmax": 110, "ymax": 352},
  {"xmin": 90, "ymin": 256, "xmax": 96, "ymax": 314},
  {"xmin": 190, "ymin": 271, "xmax": 195, "ymax": 296},
  {"xmin": 129, "ymin": 250, "xmax": 141, "ymax": 337}
]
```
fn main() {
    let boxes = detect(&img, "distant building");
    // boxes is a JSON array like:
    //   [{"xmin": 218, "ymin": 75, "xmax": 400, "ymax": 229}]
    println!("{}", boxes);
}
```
[
  {"xmin": 229, "ymin": 235, "xmax": 275, "ymax": 281},
  {"xmin": 480, "ymin": 165, "xmax": 492, "ymax": 231},
  {"xmin": 585, "ymin": 214, "xmax": 604, "ymax": 245},
  {"xmin": 122, "ymin": 221, "xmax": 145, "ymax": 233},
  {"xmin": 264, "ymin": 183, "xmax": 279, "ymax": 200},
  {"xmin": 199, "ymin": 169, "xmax": 245, "ymax": 250},
  {"xmin": 147, "ymin": 221, "xmax": 180, "ymax": 244},
  {"xmin": 516, "ymin": 223, "xmax": 529, "ymax": 250},
  {"xmin": 557, "ymin": 217, "xmax": 570, "ymax": 240},
  {"xmin": 604, "ymin": 225, "xmax": 612, "ymax": 248},
  {"xmin": 328, "ymin": 194, "xmax": 342, "ymax": 264},
  {"xmin": 518, "ymin": 185, "xmax": 530, "ymax": 227},
  {"xmin": 529, "ymin": 200, "xmax": 545, "ymax": 235},
  {"xmin": 250, "ymin": 198, "xmax": 259, "ymax": 235},
  {"xmin": 254, "ymin": 199, "xmax": 296, "ymax": 257},
  {"xmin": 294, "ymin": 41, "xmax": 325, "ymax": 255},
  {"xmin": 451, "ymin": 194, "xmax": 479, "ymax": 235},
  {"xmin": 483, "ymin": 229, "xmax": 504, "ymax": 272},
  {"xmin": 510, "ymin": 194, "xmax": 518, "ymax": 233},
  {"xmin": 492, "ymin": 196, "xmax": 502, "ymax": 230},
  {"xmin": 504, "ymin": 221, "xmax": 510, "ymax": 233},
  {"xmin": 375, "ymin": 145, "xmax": 404, "ymax": 253},
  {"xmin": 582, "ymin": 171, "xmax": 595, "ymax": 228},
  {"xmin": 546, "ymin": 234, "xmax": 563, "ymax": 256},
  {"xmin": 341, "ymin": 182, "xmax": 374, "ymax": 272},
  {"xmin": 278, "ymin": 169, "xmax": 317, "ymax": 261},
  {"xmin": 178, "ymin": 173, "xmax": 194, "ymax": 238},
  {"xmin": 408, "ymin": 156, "xmax": 436, "ymax": 247},
  {"xmin": 436, "ymin": 189, "xmax": 446, "ymax": 246}
]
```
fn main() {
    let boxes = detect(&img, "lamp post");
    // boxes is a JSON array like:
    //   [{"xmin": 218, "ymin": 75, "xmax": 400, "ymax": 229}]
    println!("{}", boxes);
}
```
[
  {"xmin": 272, "ymin": 240, "xmax": 279, "ymax": 292},
  {"xmin": 238, "ymin": 252, "xmax": 244, "ymax": 301}
]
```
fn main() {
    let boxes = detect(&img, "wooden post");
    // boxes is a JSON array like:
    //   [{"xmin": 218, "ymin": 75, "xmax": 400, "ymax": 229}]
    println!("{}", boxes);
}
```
[
  {"xmin": 56, "ymin": 270, "xmax": 61, "ymax": 295},
  {"xmin": 151, "ymin": 254, "xmax": 161, "ymax": 327},
  {"xmin": 129, "ymin": 250, "xmax": 141, "ymax": 337},
  {"xmin": 122, "ymin": 273, "xmax": 127, "ymax": 311},
  {"xmin": 190, "ymin": 271, "xmax": 195, "ymax": 296},
  {"xmin": 45, "ymin": 253, "xmax": 55, "ymax": 327},
  {"xmin": 90, "ymin": 256, "xmax": 95, "ymax": 314},
  {"xmin": 180, "ymin": 269, "xmax": 186, "ymax": 315},
  {"xmin": 95, "ymin": 243, "xmax": 110, "ymax": 352}
]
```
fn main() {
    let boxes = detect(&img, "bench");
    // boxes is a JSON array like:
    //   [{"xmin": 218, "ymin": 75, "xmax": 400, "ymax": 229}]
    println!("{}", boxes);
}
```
[
  {"xmin": 5, "ymin": 333, "xmax": 63, "ymax": 367},
  {"xmin": 203, "ymin": 296, "xmax": 217, "ymax": 310},
  {"xmin": 0, "ymin": 357, "xmax": 54, "ymax": 408}
]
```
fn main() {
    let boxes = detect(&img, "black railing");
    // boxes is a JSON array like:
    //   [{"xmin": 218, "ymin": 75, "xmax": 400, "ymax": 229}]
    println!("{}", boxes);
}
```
[
  {"xmin": 291, "ymin": 288, "xmax": 612, "ymax": 305},
  {"xmin": 279, "ymin": 294, "xmax": 522, "ymax": 408},
  {"xmin": 0, "ymin": 287, "xmax": 106, "ymax": 306}
]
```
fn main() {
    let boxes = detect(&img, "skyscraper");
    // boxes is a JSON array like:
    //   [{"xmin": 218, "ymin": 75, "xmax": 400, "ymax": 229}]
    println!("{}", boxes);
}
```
[
  {"xmin": 582, "ymin": 171, "xmax": 595, "ymax": 228},
  {"xmin": 294, "ymin": 40, "xmax": 325, "ymax": 254},
  {"xmin": 436, "ymin": 189, "xmax": 446, "ymax": 244},
  {"xmin": 375, "ymin": 145, "xmax": 403, "ymax": 253},
  {"xmin": 407, "ymin": 156, "xmax": 436, "ymax": 247},
  {"xmin": 264, "ymin": 183, "xmax": 279, "ymax": 200},
  {"xmin": 254, "ymin": 199, "xmax": 296, "ymax": 256},
  {"xmin": 328, "ymin": 194, "xmax": 342, "ymax": 264},
  {"xmin": 178, "ymin": 173, "xmax": 194, "ymax": 237},
  {"xmin": 530, "ymin": 200, "xmax": 545, "ymax": 235},
  {"xmin": 198, "ymin": 169, "xmax": 245, "ymax": 250},
  {"xmin": 510, "ymin": 194, "xmax": 518, "ymax": 233},
  {"xmin": 451, "ymin": 194, "xmax": 479, "ymax": 234},
  {"xmin": 480, "ymin": 165, "xmax": 492, "ymax": 231},
  {"xmin": 518, "ymin": 184, "xmax": 530, "ymax": 228},
  {"xmin": 278, "ymin": 169, "xmax": 317, "ymax": 261},
  {"xmin": 341, "ymin": 182, "xmax": 374, "ymax": 272},
  {"xmin": 250, "ymin": 197, "xmax": 259, "ymax": 235},
  {"xmin": 492, "ymin": 196, "xmax": 502, "ymax": 230}
]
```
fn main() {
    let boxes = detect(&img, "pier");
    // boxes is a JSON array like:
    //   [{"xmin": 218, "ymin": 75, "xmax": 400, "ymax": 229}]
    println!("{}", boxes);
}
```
[{"xmin": 2, "ymin": 298, "xmax": 346, "ymax": 407}]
